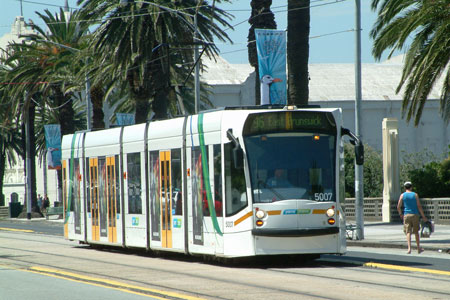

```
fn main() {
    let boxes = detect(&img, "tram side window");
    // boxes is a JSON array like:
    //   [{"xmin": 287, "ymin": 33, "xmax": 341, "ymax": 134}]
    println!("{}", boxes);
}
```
[
  {"xmin": 171, "ymin": 149, "xmax": 182, "ymax": 216},
  {"xmin": 214, "ymin": 144, "xmax": 223, "ymax": 217},
  {"xmin": 115, "ymin": 155, "xmax": 120, "ymax": 214},
  {"xmin": 85, "ymin": 158, "xmax": 91, "ymax": 212},
  {"xmin": 225, "ymin": 143, "xmax": 247, "ymax": 217},
  {"xmin": 127, "ymin": 152, "xmax": 142, "ymax": 214},
  {"xmin": 67, "ymin": 158, "xmax": 80, "ymax": 212}
]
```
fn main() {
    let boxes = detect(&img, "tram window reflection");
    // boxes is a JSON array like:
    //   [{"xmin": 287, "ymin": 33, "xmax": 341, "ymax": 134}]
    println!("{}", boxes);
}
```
[
  {"xmin": 225, "ymin": 143, "xmax": 247, "ymax": 217},
  {"xmin": 172, "ymin": 149, "xmax": 182, "ymax": 216},
  {"xmin": 127, "ymin": 152, "xmax": 142, "ymax": 214}
]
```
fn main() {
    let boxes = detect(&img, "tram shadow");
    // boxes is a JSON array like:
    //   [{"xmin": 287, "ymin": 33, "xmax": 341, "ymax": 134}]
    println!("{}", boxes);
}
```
[
  {"xmin": 74, "ymin": 244, "xmax": 356, "ymax": 269},
  {"xmin": 204, "ymin": 254, "xmax": 361, "ymax": 269}
]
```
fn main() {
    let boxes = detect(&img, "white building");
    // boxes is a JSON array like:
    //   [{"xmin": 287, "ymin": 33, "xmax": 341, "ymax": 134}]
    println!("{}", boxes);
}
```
[{"xmin": 202, "ymin": 55, "xmax": 449, "ymax": 157}]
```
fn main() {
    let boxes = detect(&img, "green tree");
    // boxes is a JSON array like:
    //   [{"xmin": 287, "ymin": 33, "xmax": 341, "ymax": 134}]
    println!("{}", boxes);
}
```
[
  {"xmin": 371, "ymin": 0, "xmax": 450, "ymax": 125},
  {"xmin": 77, "ymin": 0, "xmax": 233, "ymax": 122},
  {"xmin": 344, "ymin": 143, "xmax": 383, "ymax": 198},
  {"xmin": 0, "ymin": 67, "xmax": 22, "ymax": 205},
  {"xmin": 287, "ymin": 0, "xmax": 310, "ymax": 106},
  {"xmin": 247, "ymin": 0, "xmax": 276, "ymax": 105},
  {"xmin": 4, "ymin": 8, "xmax": 89, "ymax": 213}
]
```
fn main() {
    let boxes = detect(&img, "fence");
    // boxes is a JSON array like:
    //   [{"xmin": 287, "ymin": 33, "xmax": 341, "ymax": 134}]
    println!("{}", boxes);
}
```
[{"xmin": 345, "ymin": 197, "xmax": 450, "ymax": 224}]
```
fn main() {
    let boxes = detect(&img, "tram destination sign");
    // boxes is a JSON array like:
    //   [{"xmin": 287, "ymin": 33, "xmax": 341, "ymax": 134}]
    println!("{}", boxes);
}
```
[{"xmin": 243, "ymin": 111, "xmax": 336, "ymax": 136}]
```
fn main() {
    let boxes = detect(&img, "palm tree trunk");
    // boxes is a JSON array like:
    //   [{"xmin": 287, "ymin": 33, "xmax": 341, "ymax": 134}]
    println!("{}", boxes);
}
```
[
  {"xmin": 0, "ymin": 138, "xmax": 5, "ymax": 206},
  {"xmin": 56, "ymin": 87, "xmax": 74, "ymax": 204},
  {"xmin": 91, "ymin": 85, "xmax": 105, "ymax": 129},
  {"xmin": 287, "ymin": 0, "xmax": 310, "ymax": 105}
]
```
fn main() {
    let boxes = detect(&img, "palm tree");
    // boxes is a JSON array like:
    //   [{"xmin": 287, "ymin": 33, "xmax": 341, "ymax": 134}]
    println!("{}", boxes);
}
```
[
  {"xmin": 77, "ymin": 0, "xmax": 233, "ymax": 122},
  {"xmin": 287, "ymin": 0, "xmax": 310, "ymax": 106},
  {"xmin": 23, "ymin": 8, "xmax": 91, "ymax": 134},
  {"xmin": 0, "ymin": 67, "xmax": 22, "ymax": 206},
  {"xmin": 371, "ymin": 0, "xmax": 450, "ymax": 125},
  {"xmin": 248, "ymin": 0, "xmax": 277, "ymax": 105},
  {"xmin": 4, "ymin": 8, "xmax": 90, "ymax": 212}
]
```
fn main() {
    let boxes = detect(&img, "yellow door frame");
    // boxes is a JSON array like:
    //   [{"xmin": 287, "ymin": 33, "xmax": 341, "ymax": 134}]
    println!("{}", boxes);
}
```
[
  {"xmin": 107, "ymin": 156, "xmax": 117, "ymax": 243},
  {"xmin": 160, "ymin": 151, "xmax": 172, "ymax": 248},
  {"xmin": 90, "ymin": 158, "xmax": 100, "ymax": 241}
]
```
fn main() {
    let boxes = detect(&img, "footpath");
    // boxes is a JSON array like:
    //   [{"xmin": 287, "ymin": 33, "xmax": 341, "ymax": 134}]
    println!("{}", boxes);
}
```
[{"xmin": 347, "ymin": 222, "xmax": 450, "ymax": 253}]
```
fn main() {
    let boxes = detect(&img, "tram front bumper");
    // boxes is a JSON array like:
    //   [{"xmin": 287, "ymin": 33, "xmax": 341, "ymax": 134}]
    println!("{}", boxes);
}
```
[
  {"xmin": 252, "ymin": 227, "xmax": 339, "ymax": 237},
  {"xmin": 252, "ymin": 227, "xmax": 341, "ymax": 255}
]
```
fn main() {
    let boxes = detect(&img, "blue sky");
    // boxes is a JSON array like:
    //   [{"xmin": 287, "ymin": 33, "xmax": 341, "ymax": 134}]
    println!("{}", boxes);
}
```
[{"xmin": 0, "ymin": 0, "xmax": 393, "ymax": 64}]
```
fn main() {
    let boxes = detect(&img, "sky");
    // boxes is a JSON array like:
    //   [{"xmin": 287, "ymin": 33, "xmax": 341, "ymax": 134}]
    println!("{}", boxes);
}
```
[{"xmin": 0, "ymin": 0, "xmax": 394, "ymax": 64}]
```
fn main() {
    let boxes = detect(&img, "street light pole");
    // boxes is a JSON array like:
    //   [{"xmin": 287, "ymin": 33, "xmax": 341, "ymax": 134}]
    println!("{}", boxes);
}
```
[
  {"xmin": 194, "ymin": 12, "xmax": 200, "ymax": 114},
  {"xmin": 85, "ymin": 64, "xmax": 92, "ymax": 130},
  {"xmin": 24, "ymin": 94, "xmax": 32, "ymax": 220},
  {"xmin": 354, "ymin": 0, "xmax": 364, "ymax": 240}
]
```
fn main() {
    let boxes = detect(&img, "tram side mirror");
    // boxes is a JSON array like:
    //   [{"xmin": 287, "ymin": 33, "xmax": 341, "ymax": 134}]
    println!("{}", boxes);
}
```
[
  {"xmin": 355, "ymin": 142, "xmax": 364, "ymax": 165},
  {"xmin": 341, "ymin": 127, "xmax": 364, "ymax": 165},
  {"xmin": 232, "ymin": 146, "xmax": 244, "ymax": 170},
  {"xmin": 227, "ymin": 129, "xmax": 244, "ymax": 169}
]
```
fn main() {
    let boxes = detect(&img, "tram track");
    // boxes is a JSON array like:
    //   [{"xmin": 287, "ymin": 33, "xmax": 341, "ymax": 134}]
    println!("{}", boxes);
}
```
[
  {"xmin": 0, "ymin": 243, "xmax": 328, "ymax": 299},
  {"xmin": 267, "ymin": 263, "xmax": 450, "ymax": 298},
  {"xmin": 2, "ymin": 231, "xmax": 450, "ymax": 299}
]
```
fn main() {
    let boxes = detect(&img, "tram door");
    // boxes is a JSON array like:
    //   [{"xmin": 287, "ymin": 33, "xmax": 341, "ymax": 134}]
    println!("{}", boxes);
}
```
[
  {"xmin": 106, "ymin": 157, "xmax": 117, "ymax": 243},
  {"xmin": 90, "ymin": 158, "xmax": 100, "ymax": 241},
  {"xmin": 160, "ymin": 151, "xmax": 172, "ymax": 248}
]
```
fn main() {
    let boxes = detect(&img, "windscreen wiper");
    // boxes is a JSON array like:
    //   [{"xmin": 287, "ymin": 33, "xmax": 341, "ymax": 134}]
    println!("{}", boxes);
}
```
[{"xmin": 258, "ymin": 180, "xmax": 285, "ymax": 200}]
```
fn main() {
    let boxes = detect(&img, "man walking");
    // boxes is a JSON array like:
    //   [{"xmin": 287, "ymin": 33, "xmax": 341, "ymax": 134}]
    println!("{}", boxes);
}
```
[{"xmin": 397, "ymin": 181, "xmax": 428, "ymax": 254}]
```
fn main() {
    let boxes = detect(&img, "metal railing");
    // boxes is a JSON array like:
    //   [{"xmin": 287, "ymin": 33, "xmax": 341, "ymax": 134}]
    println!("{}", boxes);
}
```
[{"xmin": 345, "ymin": 197, "xmax": 450, "ymax": 224}]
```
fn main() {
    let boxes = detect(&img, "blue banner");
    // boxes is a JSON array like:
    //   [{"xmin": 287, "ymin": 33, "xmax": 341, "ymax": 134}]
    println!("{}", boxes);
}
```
[
  {"xmin": 255, "ymin": 29, "xmax": 287, "ymax": 105},
  {"xmin": 44, "ymin": 124, "xmax": 62, "ymax": 170},
  {"xmin": 116, "ymin": 113, "xmax": 135, "ymax": 126}
]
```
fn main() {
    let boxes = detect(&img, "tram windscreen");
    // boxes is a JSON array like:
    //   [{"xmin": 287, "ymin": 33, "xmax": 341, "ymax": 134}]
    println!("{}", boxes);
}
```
[{"xmin": 243, "ymin": 112, "xmax": 337, "ymax": 203}]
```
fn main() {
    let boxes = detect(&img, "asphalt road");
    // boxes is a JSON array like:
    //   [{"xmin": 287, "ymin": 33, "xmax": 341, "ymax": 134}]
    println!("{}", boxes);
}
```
[
  {"xmin": 1, "ymin": 220, "xmax": 450, "ymax": 299},
  {"xmin": 0, "ymin": 265, "xmax": 163, "ymax": 300}
]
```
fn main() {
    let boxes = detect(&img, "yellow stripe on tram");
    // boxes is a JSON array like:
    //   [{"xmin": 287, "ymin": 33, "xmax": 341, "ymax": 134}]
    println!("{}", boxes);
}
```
[{"xmin": 234, "ymin": 211, "xmax": 253, "ymax": 226}]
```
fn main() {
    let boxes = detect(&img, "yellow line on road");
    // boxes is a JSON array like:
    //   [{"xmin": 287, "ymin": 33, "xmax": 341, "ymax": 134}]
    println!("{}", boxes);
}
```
[
  {"xmin": 0, "ymin": 227, "xmax": 34, "ymax": 233},
  {"xmin": 28, "ymin": 266, "xmax": 206, "ymax": 300},
  {"xmin": 364, "ymin": 262, "xmax": 450, "ymax": 276}
]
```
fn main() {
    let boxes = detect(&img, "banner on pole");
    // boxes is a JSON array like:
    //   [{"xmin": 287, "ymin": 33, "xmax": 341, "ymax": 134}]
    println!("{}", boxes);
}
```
[
  {"xmin": 116, "ymin": 113, "xmax": 135, "ymax": 126},
  {"xmin": 255, "ymin": 29, "xmax": 287, "ymax": 105},
  {"xmin": 44, "ymin": 124, "xmax": 62, "ymax": 170}
]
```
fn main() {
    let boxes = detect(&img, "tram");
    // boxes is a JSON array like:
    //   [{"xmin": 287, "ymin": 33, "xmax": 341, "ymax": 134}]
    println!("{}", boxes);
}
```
[{"xmin": 62, "ymin": 105, "xmax": 363, "ymax": 258}]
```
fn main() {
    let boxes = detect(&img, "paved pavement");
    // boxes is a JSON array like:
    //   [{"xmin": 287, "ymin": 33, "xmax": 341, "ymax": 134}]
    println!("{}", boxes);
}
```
[{"xmin": 347, "ymin": 222, "xmax": 450, "ymax": 253}]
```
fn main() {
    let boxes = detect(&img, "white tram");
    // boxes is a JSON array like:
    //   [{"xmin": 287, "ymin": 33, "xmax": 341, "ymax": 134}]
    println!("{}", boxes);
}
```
[{"xmin": 62, "ymin": 106, "xmax": 363, "ymax": 258}]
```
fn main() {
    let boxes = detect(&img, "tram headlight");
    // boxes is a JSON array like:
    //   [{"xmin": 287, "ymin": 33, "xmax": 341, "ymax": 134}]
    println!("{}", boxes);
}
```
[
  {"xmin": 255, "ymin": 210, "xmax": 266, "ymax": 219},
  {"xmin": 326, "ymin": 208, "xmax": 335, "ymax": 218}
]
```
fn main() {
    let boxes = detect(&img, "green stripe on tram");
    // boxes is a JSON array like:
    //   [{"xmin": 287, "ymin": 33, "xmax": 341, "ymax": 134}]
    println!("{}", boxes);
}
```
[
  {"xmin": 198, "ymin": 114, "xmax": 223, "ymax": 236},
  {"xmin": 65, "ymin": 133, "xmax": 77, "ymax": 224}
]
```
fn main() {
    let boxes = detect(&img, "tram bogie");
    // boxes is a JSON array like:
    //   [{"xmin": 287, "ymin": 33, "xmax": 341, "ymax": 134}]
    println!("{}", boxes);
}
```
[{"xmin": 62, "ymin": 106, "xmax": 358, "ymax": 258}]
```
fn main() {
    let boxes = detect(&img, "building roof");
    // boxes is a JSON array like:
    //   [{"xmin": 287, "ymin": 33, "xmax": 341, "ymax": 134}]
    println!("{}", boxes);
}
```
[
  {"xmin": 201, "ymin": 55, "xmax": 445, "ymax": 102},
  {"xmin": 201, "ymin": 55, "xmax": 254, "ymax": 85}
]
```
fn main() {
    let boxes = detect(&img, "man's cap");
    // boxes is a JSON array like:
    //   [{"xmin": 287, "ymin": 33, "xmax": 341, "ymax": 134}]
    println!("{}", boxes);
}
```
[{"xmin": 404, "ymin": 181, "xmax": 412, "ymax": 187}]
